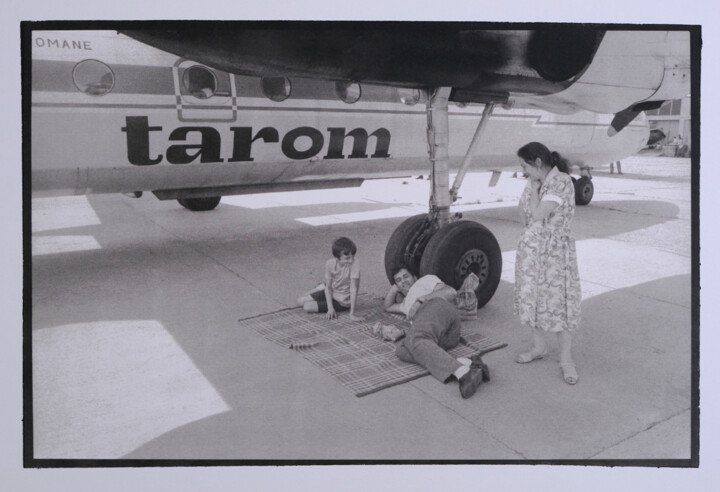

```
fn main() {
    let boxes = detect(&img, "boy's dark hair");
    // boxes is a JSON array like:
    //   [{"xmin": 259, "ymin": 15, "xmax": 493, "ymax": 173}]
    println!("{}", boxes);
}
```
[
  {"xmin": 332, "ymin": 237, "xmax": 357, "ymax": 258},
  {"xmin": 391, "ymin": 263, "xmax": 416, "ymax": 280}
]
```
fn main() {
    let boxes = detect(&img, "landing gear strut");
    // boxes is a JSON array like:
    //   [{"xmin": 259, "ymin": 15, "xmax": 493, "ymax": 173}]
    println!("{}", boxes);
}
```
[{"xmin": 383, "ymin": 89, "xmax": 502, "ymax": 308}]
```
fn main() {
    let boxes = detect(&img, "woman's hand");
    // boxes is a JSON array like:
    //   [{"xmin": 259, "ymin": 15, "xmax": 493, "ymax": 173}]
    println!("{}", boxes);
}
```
[
  {"xmin": 325, "ymin": 308, "xmax": 337, "ymax": 320},
  {"xmin": 528, "ymin": 180, "xmax": 541, "ymax": 210},
  {"xmin": 349, "ymin": 313, "xmax": 364, "ymax": 322}
]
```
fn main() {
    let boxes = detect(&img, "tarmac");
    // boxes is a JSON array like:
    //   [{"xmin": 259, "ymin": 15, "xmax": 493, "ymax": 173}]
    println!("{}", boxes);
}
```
[{"xmin": 29, "ymin": 153, "xmax": 695, "ymax": 462}]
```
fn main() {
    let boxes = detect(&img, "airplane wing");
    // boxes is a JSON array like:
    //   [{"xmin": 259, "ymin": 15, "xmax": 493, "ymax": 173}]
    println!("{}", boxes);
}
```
[
  {"xmin": 122, "ymin": 25, "xmax": 690, "ymax": 125},
  {"xmin": 122, "ymin": 26, "xmax": 594, "ymax": 100}
]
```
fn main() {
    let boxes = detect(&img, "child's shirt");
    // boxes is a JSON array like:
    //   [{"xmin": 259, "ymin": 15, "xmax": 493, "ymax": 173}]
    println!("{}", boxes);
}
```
[{"xmin": 324, "ymin": 257, "xmax": 361, "ymax": 306}]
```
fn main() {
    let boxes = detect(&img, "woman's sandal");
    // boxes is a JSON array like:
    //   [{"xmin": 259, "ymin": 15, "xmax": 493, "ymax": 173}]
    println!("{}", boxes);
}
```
[
  {"xmin": 515, "ymin": 348, "xmax": 547, "ymax": 364},
  {"xmin": 560, "ymin": 362, "xmax": 579, "ymax": 385}
]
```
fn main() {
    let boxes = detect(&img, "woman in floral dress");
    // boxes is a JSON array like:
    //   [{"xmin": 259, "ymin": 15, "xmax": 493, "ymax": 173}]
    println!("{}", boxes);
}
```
[{"xmin": 514, "ymin": 142, "xmax": 581, "ymax": 385}]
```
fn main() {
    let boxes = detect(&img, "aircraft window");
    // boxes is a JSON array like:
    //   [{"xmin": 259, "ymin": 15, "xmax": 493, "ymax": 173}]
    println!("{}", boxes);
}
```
[
  {"xmin": 261, "ymin": 77, "xmax": 292, "ymax": 102},
  {"xmin": 72, "ymin": 60, "xmax": 115, "ymax": 96},
  {"xmin": 183, "ymin": 65, "xmax": 217, "ymax": 99},
  {"xmin": 397, "ymin": 88, "xmax": 421, "ymax": 106},
  {"xmin": 335, "ymin": 81, "xmax": 361, "ymax": 104}
]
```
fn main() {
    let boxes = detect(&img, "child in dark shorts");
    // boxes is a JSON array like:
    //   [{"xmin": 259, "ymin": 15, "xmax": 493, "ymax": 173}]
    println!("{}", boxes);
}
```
[{"xmin": 296, "ymin": 237, "xmax": 362, "ymax": 321}]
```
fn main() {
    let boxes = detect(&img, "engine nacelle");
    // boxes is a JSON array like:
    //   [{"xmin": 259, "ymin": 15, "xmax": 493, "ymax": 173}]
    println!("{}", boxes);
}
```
[{"xmin": 509, "ymin": 31, "xmax": 691, "ymax": 115}]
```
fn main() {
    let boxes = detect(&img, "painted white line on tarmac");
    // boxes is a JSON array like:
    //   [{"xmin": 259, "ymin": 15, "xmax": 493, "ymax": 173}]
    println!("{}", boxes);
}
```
[
  {"xmin": 32, "ymin": 196, "xmax": 101, "ymax": 233},
  {"xmin": 222, "ymin": 188, "xmax": 370, "ymax": 209},
  {"xmin": 295, "ymin": 200, "xmax": 519, "ymax": 226},
  {"xmin": 33, "ymin": 320, "xmax": 230, "ymax": 459},
  {"xmin": 576, "ymin": 238, "xmax": 690, "ymax": 295},
  {"xmin": 32, "ymin": 235, "xmax": 101, "ymax": 256},
  {"xmin": 501, "ymin": 237, "xmax": 690, "ymax": 304},
  {"xmin": 296, "ymin": 205, "xmax": 426, "ymax": 225}
]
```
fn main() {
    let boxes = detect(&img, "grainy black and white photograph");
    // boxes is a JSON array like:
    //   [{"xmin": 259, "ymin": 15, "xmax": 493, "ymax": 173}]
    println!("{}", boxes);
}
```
[{"xmin": 8, "ymin": 0, "xmax": 719, "ymax": 490}]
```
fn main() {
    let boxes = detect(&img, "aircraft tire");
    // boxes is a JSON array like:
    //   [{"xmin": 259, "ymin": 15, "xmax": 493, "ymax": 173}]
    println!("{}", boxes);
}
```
[
  {"xmin": 419, "ymin": 220, "xmax": 502, "ymax": 309},
  {"xmin": 573, "ymin": 176, "xmax": 594, "ymax": 205},
  {"xmin": 178, "ymin": 196, "xmax": 222, "ymax": 211},
  {"xmin": 384, "ymin": 214, "xmax": 431, "ymax": 283}
]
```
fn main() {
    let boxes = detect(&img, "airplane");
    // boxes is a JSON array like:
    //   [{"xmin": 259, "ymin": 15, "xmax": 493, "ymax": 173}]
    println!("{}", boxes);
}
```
[{"xmin": 28, "ymin": 24, "xmax": 691, "ymax": 309}]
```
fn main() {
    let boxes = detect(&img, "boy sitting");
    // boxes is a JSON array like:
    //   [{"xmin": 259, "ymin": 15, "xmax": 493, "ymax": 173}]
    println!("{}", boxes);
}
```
[{"xmin": 297, "ymin": 237, "xmax": 362, "ymax": 321}]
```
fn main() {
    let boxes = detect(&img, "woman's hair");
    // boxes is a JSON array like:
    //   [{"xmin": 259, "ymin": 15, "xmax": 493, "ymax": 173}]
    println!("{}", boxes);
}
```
[
  {"xmin": 517, "ymin": 142, "xmax": 570, "ymax": 174},
  {"xmin": 332, "ymin": 236, "xmax": 357, "ymax": 258}
]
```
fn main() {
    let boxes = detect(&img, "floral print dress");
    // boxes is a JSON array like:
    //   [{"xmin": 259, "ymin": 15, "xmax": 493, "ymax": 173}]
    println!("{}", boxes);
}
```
[{"xmin": 514, "ymin": 167, "xmax": 581, "ymax": 332}]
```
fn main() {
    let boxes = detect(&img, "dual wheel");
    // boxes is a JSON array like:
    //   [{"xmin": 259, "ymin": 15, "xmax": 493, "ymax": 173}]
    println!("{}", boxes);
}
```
[{"xmin": 384, "ymin": 215, "xmax": 502, "ymax": 309}]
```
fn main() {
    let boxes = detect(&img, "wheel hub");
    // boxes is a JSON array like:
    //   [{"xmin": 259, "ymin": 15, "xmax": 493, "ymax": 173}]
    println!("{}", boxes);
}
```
[{"xmin": 456, "ymin": 248, "xmax": 489, "ymax": 286}]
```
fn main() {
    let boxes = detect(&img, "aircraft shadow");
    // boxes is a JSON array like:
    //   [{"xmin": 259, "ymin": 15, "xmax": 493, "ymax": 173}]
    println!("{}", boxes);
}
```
[
  {"xmin": 31, "ymin": 196, "xmax": 680, "ymax": 257},
  {"xmin": 29, "ymin": 194, "xmax": 690, "ymax": 460},
  {"xmin": 30, "ymin": 197, "xmax": 684, "ymax": 331},
  {"xmin": 120, "ymin": 273, "xmax": 692, "ymax": 460}
]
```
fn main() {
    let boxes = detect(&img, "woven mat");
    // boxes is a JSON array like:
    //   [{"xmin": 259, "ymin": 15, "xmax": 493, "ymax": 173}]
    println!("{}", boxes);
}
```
[{"xmin": 242, "ymin": 299, "xmax": 506, "ymax": 397}]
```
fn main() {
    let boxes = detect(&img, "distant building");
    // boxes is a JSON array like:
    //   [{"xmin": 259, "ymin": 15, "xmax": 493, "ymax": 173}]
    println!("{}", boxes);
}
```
[{"xmin": 645, "ymin": 95, "xmax": 691, "ymax": 147}]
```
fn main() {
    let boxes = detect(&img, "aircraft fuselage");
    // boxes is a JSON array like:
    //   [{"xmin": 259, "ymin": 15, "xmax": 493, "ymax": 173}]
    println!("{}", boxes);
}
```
[{"xmin": 31, "ymin": 30, "xmax": 653, "ymax": 197}]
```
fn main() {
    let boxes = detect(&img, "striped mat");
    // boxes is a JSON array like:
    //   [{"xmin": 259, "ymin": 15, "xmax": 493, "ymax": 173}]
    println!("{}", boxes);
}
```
[{"xmin": 242, "ymin": 301, "xmax": 505, "ymax": 397}]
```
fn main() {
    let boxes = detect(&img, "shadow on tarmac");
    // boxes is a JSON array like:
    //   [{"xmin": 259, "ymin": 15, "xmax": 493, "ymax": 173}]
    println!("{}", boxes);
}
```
[
  {"xmin": 30, "ymin": 192, "xmax": 692, "ymax": 460},
  {"xmin": 31, "ymin": 196, "xmax": 682, "ymax": 331},
  {"xmin": 118, "ymin": 273, "xmax": 691, "ymax": 461},
  {"xmin": 33, "ymin": 196, "xmax": 680, "ymax": 253}
]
